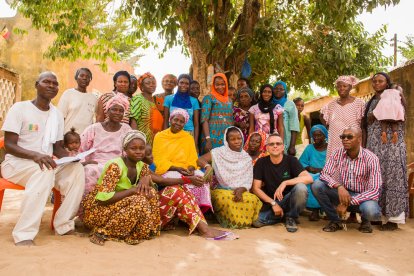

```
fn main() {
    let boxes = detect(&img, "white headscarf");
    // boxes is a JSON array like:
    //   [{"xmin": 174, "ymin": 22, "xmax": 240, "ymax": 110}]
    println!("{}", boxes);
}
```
[{"xmin": 211, "ymin": 127, "xmax": 253, "ymax": 190}]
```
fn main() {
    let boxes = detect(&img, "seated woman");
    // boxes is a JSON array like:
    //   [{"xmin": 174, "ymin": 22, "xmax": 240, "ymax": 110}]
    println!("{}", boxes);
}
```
[
  {"xmin": 298, "ymin": 124, "xmax": 328, "ymax": 221},
  {"xmin": 153, "ymin": 108, "xmax": 212, "ymax": 212},
  {"xmin": 82, "ymin": 131, "xmax": 160, "ymax": 246},
  {"xmin": 244, "ymin": 132, "xmax": 268, "ymax": 165},
  {"xmin": 80, "ymin": 94, "xmax": 132, "ymax": 197},
  {"xmin": 197, "ymin": 127, "xmax": 263, "ymax": 229}
]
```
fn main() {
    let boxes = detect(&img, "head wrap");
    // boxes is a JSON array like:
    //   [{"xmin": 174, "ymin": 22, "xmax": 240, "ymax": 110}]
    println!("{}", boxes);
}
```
[
  {"xmin": 244, "ymin": 131, "xmax": 266, "ymax": 152},
  {"xmin": 258, "ymin": 84, "xmax": 277, "ymax": 134},
  {"xmin": 169, "ymin": 108, "xmax": 190, "ymax": 124},
  {"xmin": 372, "ymin": 72, "xmax": 392, "ymax": 89},
  {"xmin": 272, "ymin": 81, "xmax": 288, "ymax": 107},
  {"xmin": 106, "ymin": 93, "xmax": 130, "ymax": 114},
  {"xmin": 122, "ymin": 130, "xmax": 147, "ymax": 149},
  {"xmin": 113, "ymin": 71, "xmax": 130, "ymax": 91},
  {"xmin": 334, "ymin": 75, "xmax": 359, "ymax": 87},
  {"xmin": 236, "ymin": 87, "xmax": 255, "ymax": 101},
  {"xmin": 138, "ymin": 72, "xmax": 155, "ymax": 89},
  {"xmin": 172, "ymin": 74, "xmax": 193, "ymax": 109},
  {"xmin": 310, "ymin": 124, "xmax": 328, "ymax": 143},
  {"xmin": 211, "ymin": 73, "xmax": 229, "ymax": 103}
]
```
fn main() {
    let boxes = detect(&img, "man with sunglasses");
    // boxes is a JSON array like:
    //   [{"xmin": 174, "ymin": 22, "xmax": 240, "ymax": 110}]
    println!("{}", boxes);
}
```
[
  {"xmin": 312, "ymin": 127, "xmax": 382, "ymax": 233},
  {"xmin": 252, "ymin": 133, "xmax": 313, "ymax": 232}
]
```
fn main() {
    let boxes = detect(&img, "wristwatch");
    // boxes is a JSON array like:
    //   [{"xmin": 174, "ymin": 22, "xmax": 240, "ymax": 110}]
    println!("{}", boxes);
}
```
[{"xmin": 270, "ymin": 201, "xmax": 277, "ymax": 206}]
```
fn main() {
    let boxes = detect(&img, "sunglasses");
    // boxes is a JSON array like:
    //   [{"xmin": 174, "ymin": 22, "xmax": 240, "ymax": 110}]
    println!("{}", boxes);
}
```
[
  {"xmin": 339, "ymin": 134, "xmax": 354, "ymax": 140},
  {"xmin": 267, "ymin": 142, "xmax": 284, "ymax": 147}
]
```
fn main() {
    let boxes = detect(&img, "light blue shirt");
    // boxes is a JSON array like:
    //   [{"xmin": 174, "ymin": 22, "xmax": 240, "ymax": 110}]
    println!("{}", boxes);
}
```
[
  {"xmin": 164, "ymin": 95, "xmax": 200, "ymax": 131},
  {"xmin": 283, "ymin": 100, "xmax": 300, "ymax": 152}
]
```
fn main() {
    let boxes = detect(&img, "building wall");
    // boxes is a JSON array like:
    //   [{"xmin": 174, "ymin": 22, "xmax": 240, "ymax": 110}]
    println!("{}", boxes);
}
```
[{"xmin": 0, "ymin": 14, "xmax": 134, "ymax": 105}]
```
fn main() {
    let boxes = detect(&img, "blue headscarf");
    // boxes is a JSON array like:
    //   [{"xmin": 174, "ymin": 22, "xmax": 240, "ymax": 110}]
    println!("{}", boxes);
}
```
[
  {"xmin": 310, "ymin": 124, "xmax": 328, "ymax": 143},
  {"xmin": 172, "ymin": 74, "xmax": 192, "ymax": 109},
  {"xmin": 272, "ymin": 81, "xmax": 288, "ymax": 107}
]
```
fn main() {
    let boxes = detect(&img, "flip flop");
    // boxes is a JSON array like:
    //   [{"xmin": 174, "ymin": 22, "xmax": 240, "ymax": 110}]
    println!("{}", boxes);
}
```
[{"xmin": 206, "ymin": 231, "xmax": 239, "ymax": 241}]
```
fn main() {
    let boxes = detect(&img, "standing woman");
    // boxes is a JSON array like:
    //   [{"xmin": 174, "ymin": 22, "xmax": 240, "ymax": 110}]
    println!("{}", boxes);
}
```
[
  {"xmin": 233, "ymin": 87, "xmax": 254, "ymax": 141},
  {"xmin": 249, "ymin": 84, "xmax": 284, "ymax": 138},
  {"xmin": 130, "ymin": 72, "xmax": 164, "ymax": 146},
  {"xmin": 154, "ymin": 74, "xmax": 177, "ymax": 115},
  {"xmin": 320, "ymin": 76, "xmax": 365, "ymax": 159},
  {"xmin": 58, "ymin": 68, "xmax": 97, "ymax": 134},
  {"xmin": 293, "ymin": 97, "xmax": 311, "ymax": 157},
  {"xmin": 273, "ymin": 81, "xmax": 300, "ymax": 156},
  {"xmin": 96, "ymin": 70, "xmax": 131, "ymax": 124},
  {"xmin": 200, "ymin": 73, "xmax": 234, "ymax": 153},
  {"xmin": 163, "ymin": 74, "xmax": 200, "ymax": 148},
  {"xmin": 363, "ymin": 72, "xmax": 408, "ymax": 231}
]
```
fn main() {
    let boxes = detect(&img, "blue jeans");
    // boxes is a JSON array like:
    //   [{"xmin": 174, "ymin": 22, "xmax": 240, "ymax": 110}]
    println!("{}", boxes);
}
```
[
  {"xmin": 258, "ymin": 183, "xmax": 308, "ymax": 225},
  {"xmin": 311, "ymin": 179, "xmax": 381, "ymax": 223}
]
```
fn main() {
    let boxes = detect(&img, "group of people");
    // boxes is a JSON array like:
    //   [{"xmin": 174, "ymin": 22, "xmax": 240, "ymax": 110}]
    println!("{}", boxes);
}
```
[{"xmin": 0, "ymin": 68, "xmax": 408, "ymax": 246}]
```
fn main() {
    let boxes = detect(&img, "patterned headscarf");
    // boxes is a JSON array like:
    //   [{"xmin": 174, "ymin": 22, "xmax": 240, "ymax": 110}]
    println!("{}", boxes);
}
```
[
  {"xmin": 211, "ymin": 73, "xmax": 229, "ymax": 103},
  {"xmin": 122, "ymin": 130, "xmax": 147, "ymax": 149},
  {"xmin": 172, "ymin": 74, "xmax": 193, "ymax": 109},
  {"xmin": 244, "ymin": 131, "xmax": 267, "ymax": 152},
  {"xmin": 106, "ymin": 93, "xmax": 130, "ymax": 113},
  {"xmin": 138, "ymin": 72, "xmax": 155, "ymax": 89},
  {"xmin": 334, "ymin": 75, "xmax": 359, "ymax": 87},
  {"xmin": 272, "ymin": 81, "xmax": 288, "ymax": 107},
  {"xmin": 310, "ymin": 124, "xmax": 328, "ymax": 143},
  {"xmin": 169, "ymin": 108, "xmax": 190, "ymax": 124}
]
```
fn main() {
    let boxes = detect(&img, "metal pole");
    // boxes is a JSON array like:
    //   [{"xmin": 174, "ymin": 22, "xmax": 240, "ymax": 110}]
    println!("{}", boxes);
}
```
[{"xmin": 394, "ymin": 33, "xmax": 397, "ymax": 66}]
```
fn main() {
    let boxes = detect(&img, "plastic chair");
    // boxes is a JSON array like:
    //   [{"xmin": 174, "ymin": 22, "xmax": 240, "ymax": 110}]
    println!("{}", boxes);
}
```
[
  {"xmin": 0, "ymin": 137, "xmax": 62, "ymax": 230},
  {"xmin": 408, "ymin": 162, "xmax": 414, "ymax": 218}
]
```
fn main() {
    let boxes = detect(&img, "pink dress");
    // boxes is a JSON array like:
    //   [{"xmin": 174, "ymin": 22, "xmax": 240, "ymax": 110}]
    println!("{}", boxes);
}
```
[
  {"xmin": 373, "ymin": 89, "xmax": 405, "ymax": 121},
  {"xmin": 248, "ymin": 104, "xmax": 284, "ymax": 135},
  {"xmin": 321, "ymin": 98, "xmax": 365, "ymax": 159},
  {"xmin": 80, "ymin": 123, "xmax": 132, "ymax": 196}
]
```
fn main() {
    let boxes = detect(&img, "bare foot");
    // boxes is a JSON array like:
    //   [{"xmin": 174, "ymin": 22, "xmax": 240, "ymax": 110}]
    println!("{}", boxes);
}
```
[
  {"xmin": 381, "ymin": 131, "xmax": 387, "ymax": 144},
  {"xmin": 56, "ymin": 229, "xmax": 87, "ymax": 237},
  {"xmin": 197, "ymin": 221, "xmax": 227, "ymax": 238},
  {"xmin": 15, "ymin": 240, "xmax": 35, "ymax": 246},
  {"xmin": 89, "ymin": 233, "xmax": 105, "ymax": 246},
  {"xmin": 391, "ymin": 132, "xmax": 398, "ymax": 144}
]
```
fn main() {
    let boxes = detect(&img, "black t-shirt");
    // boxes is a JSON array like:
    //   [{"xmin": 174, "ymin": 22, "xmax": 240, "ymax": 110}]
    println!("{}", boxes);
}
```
[{"xmin": 253, "ymin": 155, "xmax": 304, "ymax": 199}]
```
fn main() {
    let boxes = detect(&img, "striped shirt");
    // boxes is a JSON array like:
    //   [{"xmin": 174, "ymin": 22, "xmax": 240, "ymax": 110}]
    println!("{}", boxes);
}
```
[{"xmin": 320, "ymin": 147, "xmax": 382, "ymax": 205}]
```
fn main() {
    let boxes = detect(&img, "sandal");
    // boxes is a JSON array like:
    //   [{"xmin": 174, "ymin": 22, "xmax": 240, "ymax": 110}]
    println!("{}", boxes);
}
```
[
  {"xmin": 309, "ymin": 210, "xmax": 320, "ymax": 221},
  {"xmin": 322, "ymin": 221, "xmax": 343, "ymax": 232},
  {"xmin": 358, "ymin": 221, "xmax": 373, "ymax": 233},
  {"xmin": 90, "ymin": 233, "xmax": 106, "ymax": 246},
  {"xmin": 380, "ymin": 222, "xmax": 398, "ymax": 231}
]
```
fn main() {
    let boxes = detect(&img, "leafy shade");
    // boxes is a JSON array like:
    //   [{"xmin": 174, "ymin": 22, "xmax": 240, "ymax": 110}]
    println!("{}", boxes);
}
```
[
  {"xmin": 399, "ymin": 35, "xmax": 414, "ymax": 61},
  {"xmin": 12, "ymin": 0, "xmax": 399, "ymax": 92}
]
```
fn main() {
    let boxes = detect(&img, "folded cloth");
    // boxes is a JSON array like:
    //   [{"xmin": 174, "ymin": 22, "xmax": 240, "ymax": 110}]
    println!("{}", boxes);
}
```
[{"xmin": 42, "ymin": 104, "xmax": 59, "ymax": 154}]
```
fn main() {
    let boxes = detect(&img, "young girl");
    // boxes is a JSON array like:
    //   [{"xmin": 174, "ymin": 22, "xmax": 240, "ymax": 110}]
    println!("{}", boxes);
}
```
[
  {"xmin": 63, "ymin": 127, "xmax": 81, "ymax": 155},
  {"xmin": 372, "ymin": 84, "xmax": 406, "ymax": 144}
]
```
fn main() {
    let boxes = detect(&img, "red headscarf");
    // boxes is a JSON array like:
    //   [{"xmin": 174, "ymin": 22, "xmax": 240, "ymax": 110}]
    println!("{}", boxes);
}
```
[
  {"xmin": 244, "ymin": 131, "xmax": 267, "ymax": 152},
  {"xmin": 211, "ymin": 73, "xmax": 229, "ymax": 103},
  {"xmin": 138, "ymin": 72, "xmax": 156, "ymax": 89}
]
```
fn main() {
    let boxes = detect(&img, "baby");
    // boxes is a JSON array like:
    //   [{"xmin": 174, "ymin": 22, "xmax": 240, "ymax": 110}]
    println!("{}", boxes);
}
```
[
  {"xmin": 63, "ymin": 127, "xmax": 81, "ymax": 155},
  {"xmin": 372, "ymin": 84, "xmax": 406, "ymax": 144}
]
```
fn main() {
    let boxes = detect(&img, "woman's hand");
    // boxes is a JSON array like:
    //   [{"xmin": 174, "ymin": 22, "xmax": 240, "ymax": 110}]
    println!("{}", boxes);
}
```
[
  {"xmin": 187, "ymin": 166, "xmax": 196, "ymax": 176},
  {"xmin": 205, "ymin": 139, "xmax": 213, "ymax": 152},
  {"xmin": 187, "ymin": 175, "xmax": 204, "ymax": 187},
  {"xmin": 203, "ymin": 166, "xmax": 213, "ymax": 183},
  {"xmin": 233, "ymin": 187, "xmax": 247, "ymax": 202},
  {"xmin": 82, "ymin": 160, "xmax": 98, "ymax": 166},
  {"xmin": 136, "ymin": 175, "xmax": 154, "ymax": 198}
]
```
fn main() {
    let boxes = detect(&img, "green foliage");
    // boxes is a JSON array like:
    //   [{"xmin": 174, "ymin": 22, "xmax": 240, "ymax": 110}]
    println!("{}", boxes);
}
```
[
  {"xmin": 12, "ymin": 0, "xmax": 399, "ymax": 88},
  {"xmin": 399, "ymin": 35, "xmax": 414, "ymax": 61}
]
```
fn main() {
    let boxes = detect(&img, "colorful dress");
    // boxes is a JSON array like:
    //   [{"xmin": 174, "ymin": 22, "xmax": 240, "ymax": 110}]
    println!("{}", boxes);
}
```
[
  {"xmin": 366, "ymin": 97, "xmax": 408, "ymax": 223},
  {"xmin": 99, "ymin": 92, "xmax": 131, "ymax": 124},
  {"xmin": 164, "ymin": 94, "xmax": 200, "ymax": 132},
  {"xmin": 201, "ymin": 94, "xmax": 233, "ymax": 153},
  {"xmin": 321, "ymin": 98, "xmax": 365, "ymax": 158},
  {"xmin": 82, "ymin": 157, "xmax": 160, "ymax": 244},
  {"xmin": 80, "ymin": 123, "xmax": 132, "ymax": 197},
  {"xmin": 130, "ymin": 94, "xmax": 164, "ymax": 146},
  {"xmin": 210, "ymin": 127, "xmax": 262, "ymax": 229},
  {"xmin": 153, "ymin": 128, "xmax": 212, "ymax": 212},
  {"xmin": 248, "ymin": 104, "xmax": 284, "ymax": 136},
  {"xmin": 299, "ymin": 144, "xmax": 327, "ymax": 209},
  {"xmin": 233, "ymin": 106, "xmax": 250, "ymax": 141}
]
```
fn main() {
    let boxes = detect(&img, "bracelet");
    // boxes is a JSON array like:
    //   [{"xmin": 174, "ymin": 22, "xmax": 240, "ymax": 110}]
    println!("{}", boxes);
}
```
[
  {"xmin": 205, "ymin": 136, "xmax": 211, "ymax": 140},
  {"xmin": 204, "ymin": 164, "xmax": 211, "ymax": 169},
  {"xmin": 181, "ymin": 175, "xmax": 192, "ymax": 184}
]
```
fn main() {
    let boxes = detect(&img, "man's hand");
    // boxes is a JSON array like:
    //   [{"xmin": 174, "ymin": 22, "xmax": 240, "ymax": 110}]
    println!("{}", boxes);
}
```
[
  {"xmin": 338, "ymin": 185, "xmax": 351, "ymax": 206},
  {"xmin": 33, "ymin": 153, "xmax": 57, "ymax": 170},
  {"xmin": 272, "ymin": 203, "xmax": 284, "ymax": 217},
  {"xmin": 274, "ymin": 181, "xmax": 287, "ymax": 201}
]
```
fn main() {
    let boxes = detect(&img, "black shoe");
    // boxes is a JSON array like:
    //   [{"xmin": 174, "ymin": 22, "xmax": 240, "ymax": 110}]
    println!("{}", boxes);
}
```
[
  {"xmin": 359, "ymin": 220, "xmax": 373, "ymax": 233},
  {"xmin": 323, "ymin": 221, "xmax": 343, "ymax": 232},
  {"xmin": 285, "ymin": 217, "xmax": 298, "ymax": 233}
]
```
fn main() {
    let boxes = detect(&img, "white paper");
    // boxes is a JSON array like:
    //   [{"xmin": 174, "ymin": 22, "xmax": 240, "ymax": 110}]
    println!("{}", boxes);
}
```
[{"xmin": 55, "ymin": 148, "xmax": 96, "ymax": 165}]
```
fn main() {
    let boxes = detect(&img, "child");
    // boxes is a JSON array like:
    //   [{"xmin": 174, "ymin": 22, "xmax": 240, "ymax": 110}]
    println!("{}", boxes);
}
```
[
  {"xmin": 228, "ymin": 86, "xmax": 237, "ymax": 104},
  {"xmin": 372, "ymin": 85, "xmax": 406, "ymax": 144},
  {"xmin": 143, "ymin": 144, "xmax": 156, "ymax": 172},
  {"xmin": 63, "ymin": 127, "xmax": 81, "ymax": 155}
]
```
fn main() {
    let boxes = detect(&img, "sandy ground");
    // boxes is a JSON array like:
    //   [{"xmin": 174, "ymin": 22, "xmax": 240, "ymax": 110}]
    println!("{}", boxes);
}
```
[{"xmin": 1, "ymin": 190, "xmax": 413, "ymax": 276}]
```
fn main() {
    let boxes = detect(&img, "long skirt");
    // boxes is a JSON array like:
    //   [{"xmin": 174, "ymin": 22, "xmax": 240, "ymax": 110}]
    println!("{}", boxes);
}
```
[
  {"xmin": 162, "ymin": 171, "xmax": 212, "ymax": 213},
  {"xmin": 211, "ymin": 189, "xmax": 262, "ymax": 229},
  {"xmin": 82, "ymin": 188, "xmax": 161, "ymax": 244},
  {"xmin": 159, "ymin": 185, "xmax": 206, "ymax": 234}
]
